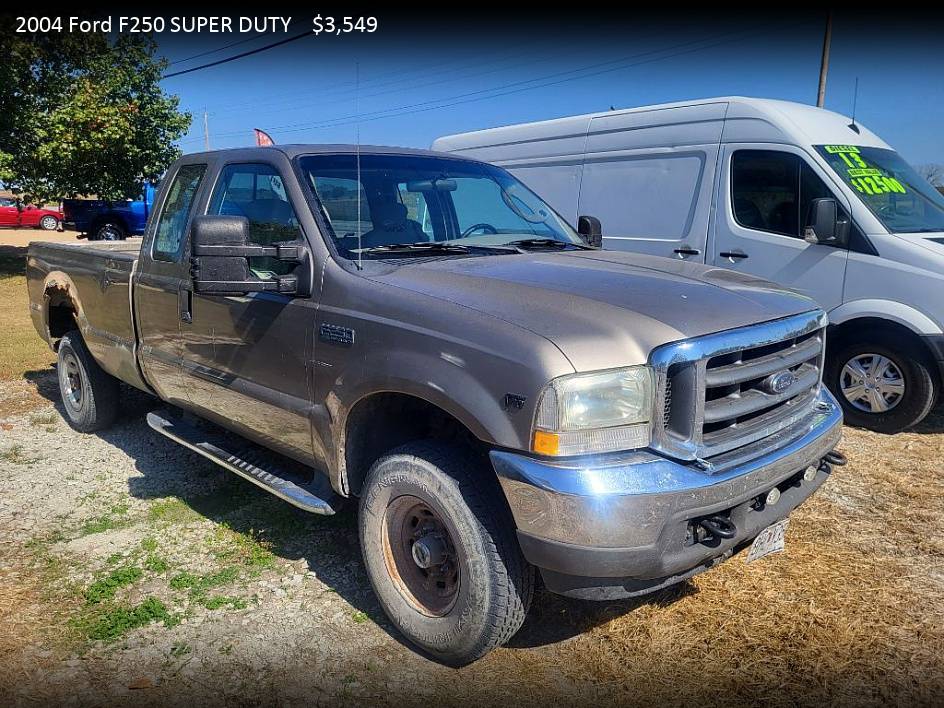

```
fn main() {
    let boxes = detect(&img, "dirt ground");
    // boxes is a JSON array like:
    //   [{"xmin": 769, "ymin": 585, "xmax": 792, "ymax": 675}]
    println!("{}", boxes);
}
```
[{"xmin": 1, "ymin": 230, "xmax": 943, "ymax": 706}]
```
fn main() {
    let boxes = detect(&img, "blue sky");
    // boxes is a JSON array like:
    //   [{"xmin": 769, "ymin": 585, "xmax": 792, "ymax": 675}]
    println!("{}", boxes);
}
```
[{"xmin": 159, "ymin": 13, "xmax": 943, "ymax": 165}]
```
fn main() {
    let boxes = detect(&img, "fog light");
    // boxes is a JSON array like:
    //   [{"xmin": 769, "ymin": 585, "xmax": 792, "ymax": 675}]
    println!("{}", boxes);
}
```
[
  {"xmin": 765, "ymin": 488, "xmax": 781, "ymax": 506},
  {"xmin": 803, "ymin": 465, "xmax": 817, "ymax": 482}
]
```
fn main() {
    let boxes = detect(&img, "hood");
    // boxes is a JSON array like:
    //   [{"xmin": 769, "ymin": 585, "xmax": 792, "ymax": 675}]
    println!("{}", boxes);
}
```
[{"xmin": 371, "ymin": 250, "xmax": 818, "ymax": 371}]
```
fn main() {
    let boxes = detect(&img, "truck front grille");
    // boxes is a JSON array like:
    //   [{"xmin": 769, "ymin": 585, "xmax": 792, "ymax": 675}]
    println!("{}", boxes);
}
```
[{"xmin": 649, "ymin": 311, "xmax": 827, "ymax": 462}]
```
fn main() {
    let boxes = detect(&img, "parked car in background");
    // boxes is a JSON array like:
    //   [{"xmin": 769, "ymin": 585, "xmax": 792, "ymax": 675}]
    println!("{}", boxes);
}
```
[
  {"xmin": 434, "ymin": 97, "xmax": 944, "ymax": 433},
  {"xmin": 0, "ymin": 197, "xmax": 61, "ymax": 230},
  {"xmin": 62, "ymin": 184, "xmax": 156, "ymax": 240},
  {"xmin": 27, "ymin": 145, "xmax": 843, "ymax": 664}
]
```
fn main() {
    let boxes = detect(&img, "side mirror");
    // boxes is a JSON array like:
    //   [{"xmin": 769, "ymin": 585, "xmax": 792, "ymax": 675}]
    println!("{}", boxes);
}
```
[
  {"xmin": 804, "ymin": 198, "xmax": 849, "ymax": 245},
  {"xmin": 190, "ymin": 215, "xmax": 308, "ymax": 297},
  {"xmin": 577, "ymin": 215, "xmax": 603, "ymax": 247}
]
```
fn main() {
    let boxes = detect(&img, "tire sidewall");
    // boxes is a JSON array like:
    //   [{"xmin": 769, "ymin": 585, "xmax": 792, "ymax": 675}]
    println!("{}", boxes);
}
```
[
  {"xmin": 359, "ymin": 453, "xmax": 495, "ymax": 663},
  {"xmin": 96, "ymin": 223, "xmax": 124, "ymax": 241},
  {"xmin": 827, "ymin": 338, "xmax": 934, "ymax": 432},
  {"xmin": 58, "ymin": 335, "xmax": 94, "ymax": 428}
]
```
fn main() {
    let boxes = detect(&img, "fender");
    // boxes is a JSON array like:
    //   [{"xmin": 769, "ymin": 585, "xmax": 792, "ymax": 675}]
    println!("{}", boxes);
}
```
[
  {"xmin": 828, "ymin": 299, "xmax": 943, "ymax": 336},
  {"xmin": 41, "ymin": 270, "xmax": 92, "ymax": 345}
]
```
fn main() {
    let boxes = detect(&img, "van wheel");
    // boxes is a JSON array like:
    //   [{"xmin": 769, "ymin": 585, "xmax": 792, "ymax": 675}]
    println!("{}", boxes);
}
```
[
  {"xmin": 57, "ymin": 331, "xmax": 120, "ymax": 432},
  {"xmin": 358, "ymin": 441, "xmax": 533, "ymax": 666},
  {"xmin": 826, "ymin": 334, "xmax": 936, "ymax": 433}
]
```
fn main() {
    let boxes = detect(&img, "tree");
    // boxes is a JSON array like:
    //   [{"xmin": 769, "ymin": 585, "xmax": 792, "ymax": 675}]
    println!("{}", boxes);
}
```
[
  {"xmin": 917, "ymin": 163, "xmax": 944, "ymax": 187},
  {"xmin": 0, "ymin": 28, "xmax": 191, "ymax": 203}
]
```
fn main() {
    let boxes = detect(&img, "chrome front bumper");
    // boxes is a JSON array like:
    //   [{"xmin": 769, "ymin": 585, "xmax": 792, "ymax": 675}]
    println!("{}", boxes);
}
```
[{"xmin": 490, "ymin": 387, "xmax": 843, "ymax": 598}]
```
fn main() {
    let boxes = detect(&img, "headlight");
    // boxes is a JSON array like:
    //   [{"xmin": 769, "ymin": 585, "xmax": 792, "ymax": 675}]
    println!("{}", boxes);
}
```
[{"xmin": 532, "ymin": 366, "xmax": 653, "ymax": 456}]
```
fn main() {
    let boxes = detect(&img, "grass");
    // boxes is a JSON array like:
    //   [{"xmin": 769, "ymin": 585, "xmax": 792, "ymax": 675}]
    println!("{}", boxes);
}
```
[
  {"xmin": 29, "ymin": 411, "xmax": 58, "ymax": 426},
  {"xmin": 0, "ymin": 246, "xmax": 55, "ymax": 386},
  {"xmin": 0, "ymin": 444, "xmax": 37, "ymax": 465},
  {"xmin": 148, "ymin": 498, "xmax": 201, "ymax": 525},
  {"xmin": 75, "ymin": 597, "xmax": 176, "ymax": 642},
  {"xmin": 169, "ymin": 566, "xmax": 239, "ymax": 600},
  {"xmin": 84, "ymin": 566, "xmax": 143, "ymax": 605}
]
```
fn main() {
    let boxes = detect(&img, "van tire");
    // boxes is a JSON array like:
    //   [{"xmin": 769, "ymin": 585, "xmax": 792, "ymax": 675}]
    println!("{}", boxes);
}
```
[
  {"xmin": 358, "ymin": 441, "xmax": 533, "ymax": 666},
  {"xmin": 826, "ymin": 334, "xmax": 936, "ymax": 433},
  {"xmin": 57, "ymin": 331, "xmax": 120, "ymax": 432}
]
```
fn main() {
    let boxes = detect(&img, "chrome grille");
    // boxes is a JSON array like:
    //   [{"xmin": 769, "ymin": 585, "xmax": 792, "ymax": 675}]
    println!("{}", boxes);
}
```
[{"xmin": 649, "ymin": 311, "xmax": 827, "ymax": 461}]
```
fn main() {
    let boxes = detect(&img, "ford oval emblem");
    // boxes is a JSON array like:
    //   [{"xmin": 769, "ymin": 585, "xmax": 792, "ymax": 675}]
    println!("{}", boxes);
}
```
[{"xmin": 768, "ymin": 370, "xmax": 797, "ymax": 394}]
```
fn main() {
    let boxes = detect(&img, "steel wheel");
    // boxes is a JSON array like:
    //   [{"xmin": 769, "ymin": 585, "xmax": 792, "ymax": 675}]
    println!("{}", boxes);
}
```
[
  {"xmin": 382, "ymin": 495, "xmax": 460, "ymax": 617},
  {"xmin": 840, "ymin": 353, "xmax": 905, "ymax": 413},
  {"xmin": 58, "ymin": 349, "xmax": 83, "ymax": 412}
]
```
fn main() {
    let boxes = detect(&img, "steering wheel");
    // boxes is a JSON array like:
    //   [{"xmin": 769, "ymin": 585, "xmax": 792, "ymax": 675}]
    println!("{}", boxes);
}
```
[{"xmin": 460, "ymin": 223, "xmax": 498, "ymax": 238}]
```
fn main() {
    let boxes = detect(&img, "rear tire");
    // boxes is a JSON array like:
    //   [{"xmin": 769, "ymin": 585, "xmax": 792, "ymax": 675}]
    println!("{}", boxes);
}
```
[
  {"xmin": 826, "ymin": 334, "xmax": 936, "ymax": 433},
  {"xmin": 57, "ymin": 331, "xmax": 120, "ymax": 432},
  {"xmin": 358, "ymin": 441, "xmax": 533, "ymax": 666},
  {"xmin": 94, "ymin": 221, "xmax": 126, "ymax": 241},
  {"xmin": 39, "ymin": 215, "xmax": 60, "ymax": 231}
]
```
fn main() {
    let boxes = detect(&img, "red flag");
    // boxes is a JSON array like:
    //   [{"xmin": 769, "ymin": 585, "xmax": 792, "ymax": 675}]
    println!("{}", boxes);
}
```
[{"xmin": 254, "ymin": 129, "xmax": 274, "ymax": 147}]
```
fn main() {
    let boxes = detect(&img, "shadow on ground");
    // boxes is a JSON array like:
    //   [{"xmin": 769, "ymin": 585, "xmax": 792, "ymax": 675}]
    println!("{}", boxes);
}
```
[{"xmin": 22, "ymin": 367, "xmax": 674, "ymax": 661}]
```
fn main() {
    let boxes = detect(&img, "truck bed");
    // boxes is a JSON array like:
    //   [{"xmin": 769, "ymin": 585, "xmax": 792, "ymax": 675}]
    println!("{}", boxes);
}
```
[{"xmin": 26, "ymin": 239, "xmax": 149, "ymax": 391}]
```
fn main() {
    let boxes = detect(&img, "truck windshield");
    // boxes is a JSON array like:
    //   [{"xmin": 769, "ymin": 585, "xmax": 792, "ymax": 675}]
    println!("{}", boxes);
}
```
[
  {"xmin": 298, "ymin": 154, "xmax": 581, "ymax": 257},
  {"xmin": 814, "ymin": 145, "xmax": 944, "ymax": 233}
]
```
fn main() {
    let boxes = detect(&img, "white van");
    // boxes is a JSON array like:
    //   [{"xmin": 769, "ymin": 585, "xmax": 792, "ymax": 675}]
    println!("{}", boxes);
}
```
[{"xmin": 433, "ymin": 97, "xmax": 944, "ymax": 433}]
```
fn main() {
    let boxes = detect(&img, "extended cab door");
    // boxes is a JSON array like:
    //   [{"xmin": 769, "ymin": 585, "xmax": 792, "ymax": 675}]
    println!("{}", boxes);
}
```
[
  {"xmin": 134, "ymin": 162, "xmax": 208, "ymax": 405},
  {"xmin": 710, "ymin": 145, "xmax": 849, "ymax": 310},
  {"xmin": 182, "ymin": 160, "xmax": 318, "ymax": 462}
]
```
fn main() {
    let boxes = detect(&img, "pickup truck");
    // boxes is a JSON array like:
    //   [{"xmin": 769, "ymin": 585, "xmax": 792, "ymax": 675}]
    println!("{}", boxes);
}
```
[
  {"xmin": 27, "ymin": 145, "xmax": 844, "ymax": 665},
  {"xmin": 62, "ymin": 184, "xmax": 156, "ymax": 240}
]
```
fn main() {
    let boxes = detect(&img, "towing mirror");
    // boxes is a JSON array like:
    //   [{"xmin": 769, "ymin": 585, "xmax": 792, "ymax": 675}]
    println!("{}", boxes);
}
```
[
  {"xmin": 804, "ymin": 198, "xmax": 849, "ymax": 245},
  {"xmin": 577, "ymin": 215, "xmax": 603, "ymax": 247},
  {"xmin": 190, "ymin": 215, "xmax": 309, "ymax": 297}
]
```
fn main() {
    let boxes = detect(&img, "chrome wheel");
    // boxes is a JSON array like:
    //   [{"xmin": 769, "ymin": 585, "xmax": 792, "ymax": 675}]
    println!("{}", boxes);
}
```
[
  {"xmin": 840, "ymin": 353, "xmax": 905, "ymax": 413},
  {"xmin": 59, "ymin": 350, "xmax": 83, "ymax": 411},
  {"xmin": 40, "ymin": 215, "xmax": 59, "ymax": 231},
  {"xmin": 382, "ymin": 495, "xmax": 460, "ymax": 617}
]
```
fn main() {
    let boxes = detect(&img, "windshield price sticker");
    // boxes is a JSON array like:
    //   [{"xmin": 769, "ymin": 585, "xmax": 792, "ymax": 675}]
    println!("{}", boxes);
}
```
[
  {"xmin": 823, "ymin": 145, "xmax": 908, "ymax": 195},
  {"xmin": 824, "ymin": 145, "xmax": 860, "ymax": 154}
]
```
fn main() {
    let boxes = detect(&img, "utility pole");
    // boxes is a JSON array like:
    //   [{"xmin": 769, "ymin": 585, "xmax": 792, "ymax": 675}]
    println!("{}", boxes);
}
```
[
  {"xmin": 203, "ymin": 109, "xmax": 210, "ymax": 151},
  {"xmin": 817, "ymin": 11, "xmax": 833, "ymax": 107}
]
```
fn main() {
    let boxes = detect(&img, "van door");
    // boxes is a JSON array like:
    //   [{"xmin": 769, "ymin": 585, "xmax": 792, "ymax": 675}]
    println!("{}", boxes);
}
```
[
  {"xmin": 711, "ymin": 145, "xmax": 849, "ymax": 310},
  {"xmin": 577, "ymin": 103, "xmax": 726, "ymax": 260}
]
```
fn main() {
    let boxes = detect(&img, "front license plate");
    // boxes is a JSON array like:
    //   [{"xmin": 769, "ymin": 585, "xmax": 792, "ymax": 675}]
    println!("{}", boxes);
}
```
[{"xmin": 745, "ymin": 519, "xmax": 789, "ymax": 563}]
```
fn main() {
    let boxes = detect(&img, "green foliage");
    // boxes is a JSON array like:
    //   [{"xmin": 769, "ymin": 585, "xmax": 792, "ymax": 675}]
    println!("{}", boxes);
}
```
[
  {"xmin": 80, "ymin": 597, "xmax": 173, "ymax": 642},
  {"xmin": 84, "ymin": 565, "xmax": 143, "ymax": 604},
  {"xmin": 170, "ymin": 566, "xmax": 239, "ymax": 600},
  {"xmin": 203, "ymin": 595, "xmax": 248, "ymax": 611},
  {"xmin": 0, "ymin": 26, "xmax": 191, "ymax": 202}
]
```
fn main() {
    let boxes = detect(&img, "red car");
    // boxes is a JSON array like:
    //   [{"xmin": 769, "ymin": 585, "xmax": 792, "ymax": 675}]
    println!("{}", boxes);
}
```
[{"xmin": 0, "ymin": 197, "xmax": 62, "ymax": 230}]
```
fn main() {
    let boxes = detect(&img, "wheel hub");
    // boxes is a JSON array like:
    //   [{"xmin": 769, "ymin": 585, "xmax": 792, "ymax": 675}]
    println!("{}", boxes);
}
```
[
  {"xmin": 382, "ymin": 495, "xmax": 460, "ymax": 617},
  {"xmin": 59, "ymin": 352, "xmax": 83, "ymax": 410},
  {"xmin": 840, "ymin": 353, "xmax": 905, "ymax": 413}
]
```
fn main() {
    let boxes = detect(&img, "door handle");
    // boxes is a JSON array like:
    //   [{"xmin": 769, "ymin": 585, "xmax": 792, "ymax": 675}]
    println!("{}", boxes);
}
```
[
  {"xmin": 720, "ymin": 250, "xmax": 749, "ymax": 261},
  {"xmin": 673, "ymin": 247, "xmax": 701, "ymax": 257}
]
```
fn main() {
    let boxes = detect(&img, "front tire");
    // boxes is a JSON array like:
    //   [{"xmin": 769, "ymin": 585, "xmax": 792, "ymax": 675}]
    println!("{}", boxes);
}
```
[
  {"xmin": 358, "ymin": 441, "xmax": 533, "ymax": 666},
  {"xmin": 39, "ymin": 215, "xmax": 60, "ymax": 231},
  {"xmin": 57, "ymin": 331, "xmax": 120, "ymax": 432},
  {"xmin": 826, "ymin": 334, "xmax": 936, "ymax": 433}
]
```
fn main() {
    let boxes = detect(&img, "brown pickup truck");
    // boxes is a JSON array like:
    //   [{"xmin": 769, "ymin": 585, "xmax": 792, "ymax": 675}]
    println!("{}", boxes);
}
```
[{"xmin": 28, "ymin": 145, "xmax": 843, "ymax": 664}]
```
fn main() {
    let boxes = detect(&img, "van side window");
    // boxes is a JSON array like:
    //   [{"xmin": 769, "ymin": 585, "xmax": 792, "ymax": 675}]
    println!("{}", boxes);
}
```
[
  {"xmin": 208, "ymin": 163, "xmax": 301, "ymax": 277},
  {"xmin": 732, "ymin": 150, "xmax": 846, "ymax": 241},
  {"xmin": 152, "ymin": 164, "xmax": 206, "ymax": 262}
]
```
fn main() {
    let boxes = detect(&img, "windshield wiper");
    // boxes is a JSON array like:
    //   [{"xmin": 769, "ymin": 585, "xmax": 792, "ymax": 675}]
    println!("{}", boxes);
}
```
[
  {"xmin": 501, "ymin": 238, "xmax": 595, "ymax": 251},
  {"xmin": 357, "ymin": 242, "xmax": 518, "ymax": 256}
]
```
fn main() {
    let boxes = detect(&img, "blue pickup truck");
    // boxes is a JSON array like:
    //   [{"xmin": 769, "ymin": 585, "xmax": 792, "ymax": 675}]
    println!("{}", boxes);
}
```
[{"xmin": 62, "ymin": 184, "xmax": 156, "ymax": 240}]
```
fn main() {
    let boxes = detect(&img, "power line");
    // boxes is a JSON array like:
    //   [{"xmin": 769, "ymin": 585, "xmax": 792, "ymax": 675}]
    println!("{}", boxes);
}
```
[
  {"xmin": 195, "ymin": 22, "xmax": 788, "ymax": 143},
  {"xmin": 166, "ymin": 31, "xmax": 268, "ymax": 66},
  {"xmin": 163, "ymin": 30, "xmax": 312, "ymax": 79}
]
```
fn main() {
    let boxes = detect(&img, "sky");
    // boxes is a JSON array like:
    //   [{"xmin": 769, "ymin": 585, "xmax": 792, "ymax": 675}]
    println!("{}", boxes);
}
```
[{"xmin": 157, "ymin": 12, "xmax": 944, "ymax": 166}]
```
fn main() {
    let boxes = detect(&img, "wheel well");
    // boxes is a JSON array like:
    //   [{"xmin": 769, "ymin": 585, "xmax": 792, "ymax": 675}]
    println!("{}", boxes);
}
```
[
  {"xmin": 92, "ymin": 216, "xmax": 127, "ymax": 233},
  {"xmin": 343, "ymin": 393, "xmax": 485, "ymax": 496},
  {"xmin": 828, "ymin": 317, "xmax": 939, "ymax": 381},
  {"xmin": 45, "ymin": 287, "xmax": 78, "ymax": 343}
]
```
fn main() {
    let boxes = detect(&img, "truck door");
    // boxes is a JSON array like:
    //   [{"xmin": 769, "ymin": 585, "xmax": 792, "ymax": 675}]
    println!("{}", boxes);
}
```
[
  {"xmin": 134, "ymin": 163, "xmax": 208, "ymax": 406},
  {"xmin": 576, "ymin": 103, "xmax": 726, "ymax": 261},
  {"xmin": 710, "ymin": 145, "xmax": 848, "ymax": 310},
  {"xmin": 182, "ymin": 161, "xmax": 316, "ymax": 462}
]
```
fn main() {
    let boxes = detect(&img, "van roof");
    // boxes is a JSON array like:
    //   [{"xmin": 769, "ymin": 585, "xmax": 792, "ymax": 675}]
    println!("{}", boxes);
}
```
[{"xmin": 431, "ymin": 96, "xmax": 891, "ymax": 154}]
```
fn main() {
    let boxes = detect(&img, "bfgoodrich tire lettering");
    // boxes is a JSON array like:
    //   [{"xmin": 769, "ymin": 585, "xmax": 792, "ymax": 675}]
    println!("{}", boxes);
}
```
[
  {"xmin": 826, "ymin": 334, "xmax": 936, "ymax": 433},
  {"xmin": 57, "ymin": 331, "xmax": 120, "ymax": 432},
  {"xmin": 358, "ymin": 441, "xmax": 533, "ymax": 666}
]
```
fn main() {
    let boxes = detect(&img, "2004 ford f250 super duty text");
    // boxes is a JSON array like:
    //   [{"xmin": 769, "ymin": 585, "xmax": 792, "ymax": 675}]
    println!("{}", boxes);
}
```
[{"xmin": 27, "ymin": 145, "xmax": 844, "ymax": 665}]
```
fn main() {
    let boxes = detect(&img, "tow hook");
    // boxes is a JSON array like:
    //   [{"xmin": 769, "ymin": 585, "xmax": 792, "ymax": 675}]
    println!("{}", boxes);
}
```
[
  {"xmin": 824, "ymin": 450, "xmax": 847, "ymax": 466},
  {"xmin": 698, "ymin": 515, "xmax": 737, "ymax": 540}
]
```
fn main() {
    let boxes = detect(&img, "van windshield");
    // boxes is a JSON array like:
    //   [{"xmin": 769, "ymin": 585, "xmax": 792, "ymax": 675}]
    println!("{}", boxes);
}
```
[
  {"xmin": 298, "ymin": 153, "xmax": 581, "ymax": 257},
  {"xmin": 814, "ymin": 145, "xmax": 944, "ymax": 233}
]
